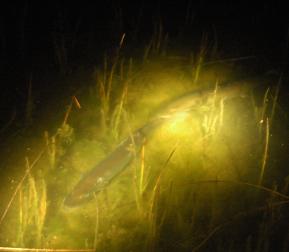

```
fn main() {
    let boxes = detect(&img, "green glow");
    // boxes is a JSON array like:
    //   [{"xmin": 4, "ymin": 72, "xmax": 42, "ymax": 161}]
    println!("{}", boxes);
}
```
[
  {"xmin": 162, "ymin": 111, "xmax": 190, "ymax": 135},
  {"xmin": 0, "ymin": 56, "xmax": 283, "ymax": 251}
]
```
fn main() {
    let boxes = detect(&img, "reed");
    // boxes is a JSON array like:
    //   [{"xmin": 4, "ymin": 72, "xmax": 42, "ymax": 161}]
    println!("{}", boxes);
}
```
[
  {"xmin": 258, "ymin": 117, "xmax": 270, "ymax": 186},
  {"xmin": 144, "ymin": 21, "xmax": 168, "ymax": 60},
  {"xmin": 146, "ymin": 144, "xmax": 177, "ymax": 251},
  {"xmin": 92, "ymin": 202, "xmax": 99, "ymax": 250},
  {"xmin": 25, "ymin": 73, "xmax": 33, "ymax": 126},
  {"xmin": 96, "ymin": 34, "xmax": 127, "ymax": 136},
  {"xmin": 44, "ymin": 131, "xmax": 56, "ymax": 170},
  {"xmin": 0, "ymin": 152, "xmax": 44, "ymax": 226},
  {"xmin": 258, "ymin": 87, "xmax": 270, "ymax": 136},
  {"xmin": 192, "ymin": 33, "xmax": 209, "ymax": 85},
  {"xmin": 13, "ymin": 157, "xmax": 47, "ymax": 247},
  {"xmin": 269, "ymin": 74, "xmax": 282, "ymax": 126},
  {"xmin": 139, "ymin": 145, "xmax": 145, "ymax": 195},
  {"xmin": 110, "ymin": 76, "xmax": 128, "ymax": 141}
]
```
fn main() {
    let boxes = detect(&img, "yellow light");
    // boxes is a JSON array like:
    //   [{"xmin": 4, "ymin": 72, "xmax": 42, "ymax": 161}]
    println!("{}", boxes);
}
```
[{"xmin": 165, "ymin": 111, "xmax": 190, "ymax": 133}]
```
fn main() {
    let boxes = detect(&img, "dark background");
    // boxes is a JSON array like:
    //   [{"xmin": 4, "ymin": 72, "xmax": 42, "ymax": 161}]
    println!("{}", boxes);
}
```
[{"xmin": 0, "ymin": 1, "xmax": 288, "ymax": 128}]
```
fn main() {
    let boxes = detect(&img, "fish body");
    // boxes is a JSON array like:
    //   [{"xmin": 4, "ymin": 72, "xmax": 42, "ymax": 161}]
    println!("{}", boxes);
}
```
[
  {"xmin": 64, "ymin": 83, "xmax": 248, "ymax": 207},
  {"xmin": 155, "ymin": 83, "xmax": 248, "ymax": 118}
]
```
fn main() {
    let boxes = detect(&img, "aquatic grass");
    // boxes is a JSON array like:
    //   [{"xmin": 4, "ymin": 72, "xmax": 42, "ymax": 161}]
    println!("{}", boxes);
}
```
[
  {"xmin": 258, "ymin": 117, "xmax": 270, "ymax": 186},
  {"xmin": 139, "ymin": 145, "xmax": 145, "ymax": 195},
  {"xmin": 109, "ymin": 66, "xmax": 129, "ymax": 141},
  {"xmin": 95, "ymin": 34, "xmax": 127, "ymax": 137},
  {"xmin": 192, "ymin": 33, "xmax": 209, "ymax": 85},
  {"xmin": 25, "ymin": 73, "xmax": 34, "ymax": 126},
  {"xmin": 198, "ymin": 81, "xmax": 227, "ymax": 154},
  {"xmin": 258, "ymin": 87, "xmax": 270, "ymax": 136},
  {"xmin": 44, "ymin": 131, "xmax": 56, "ymax": 170},
  {"xmin": 17, "ymin": 188, "xmax": 25, "ymax": 247},
  {"xmin": 0, "ymin": 152, "xmax": 44, "ymax": 226},
  {"xmin": 269, "ymin": 74, "xmax": 282, "ymax": 126},
  {"xmin": 0, "ymin": 154, "xmax": 48, "ymax": 248},
  {"xmin": 157, "ymin": 179, "xmax": 289, "ymax": 251},
  {"xmin": 1, "ymin": 40, "xmax": 288, "ymax": 251},
  {"xmin": 96, "ymin": 55, "xmax": 115, "ymax": 133},
  {"xmin": 92, "ymin": 204, "xmax": 99, "ymax": 250},
  {"xmin": 132, "ymin": 70, "xmax": 286, "ymax": 251},
  {"xmin": 146, "ymin": 144, "xmax": 177, "ymax": 251},
  {"xmin": 56, "ymin": 77, "xmax": 284, "ymax": 252},
  {"xmin": 0, "ymin": 99, "xmax": 80, "ymax": 248},
  {"xmin": 174, "ymin": 180, "xmax": 289, "ymax": 201},
  {"xmin": 126, "ymin": 120, "xmax": 143, "ymax": 215},
  {"xmin": 15, "ymin": 160, "xmax": 47, "ymax": 247},
  {"xmin": 44, "ymin": 95, "xmax": 79, "ymax": 170},
  {"xmin": 190, "ymin": 199, "xmax": 289, "ymax": 252},
  {"xmin": 35, "ymin": 178, "xmax": 47, "ymax": 247},
  {"xmin": 256, "ymin": 79, "xmax": 282, "ymax": 185},
  {"xmin": 144, "ymin": 21, "xmax": 168, "ymax": 60}
]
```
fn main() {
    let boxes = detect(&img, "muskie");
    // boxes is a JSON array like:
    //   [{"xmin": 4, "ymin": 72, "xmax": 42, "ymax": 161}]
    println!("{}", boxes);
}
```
[
  {"xmin": 64, "ymin": 83, "xmax": 248, "ymax": 207},
  {"xmin": 64, "ymin": 118, "xmax": 165, "ymax": 207}
]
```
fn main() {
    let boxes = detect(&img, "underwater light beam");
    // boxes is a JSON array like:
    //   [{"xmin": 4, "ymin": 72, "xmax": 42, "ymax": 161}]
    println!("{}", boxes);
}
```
[{"xmin": 64, "ymin": 83, "xmax": 248, "ymax": 207}]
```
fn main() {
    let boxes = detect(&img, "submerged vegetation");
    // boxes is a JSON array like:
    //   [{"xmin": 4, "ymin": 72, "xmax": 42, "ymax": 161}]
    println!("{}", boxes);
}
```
[
  {"xmin": 1, "ymin": 47, "xmax": 288, "ymax": 251},
  {"xmin": 0, "ymin": 3, "xmax": 288, "ymax": 252}
]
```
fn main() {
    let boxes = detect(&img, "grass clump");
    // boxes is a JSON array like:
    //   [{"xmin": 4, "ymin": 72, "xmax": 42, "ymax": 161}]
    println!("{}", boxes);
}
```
[{"xmin": 0, "ymin": 41, "xmax": 288, "ymax": 252}]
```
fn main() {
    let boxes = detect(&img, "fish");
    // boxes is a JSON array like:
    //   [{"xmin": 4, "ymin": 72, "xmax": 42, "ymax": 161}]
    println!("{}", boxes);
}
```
[{"xmin": 64, "ymin": 83, "xmax": 249, "ymax": 207}]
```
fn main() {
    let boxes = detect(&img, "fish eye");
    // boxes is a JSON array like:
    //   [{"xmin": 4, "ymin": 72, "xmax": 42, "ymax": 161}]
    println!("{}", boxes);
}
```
[{"xmin": 96, "ymin": 177, "xmax": 104, "ymax": 184}]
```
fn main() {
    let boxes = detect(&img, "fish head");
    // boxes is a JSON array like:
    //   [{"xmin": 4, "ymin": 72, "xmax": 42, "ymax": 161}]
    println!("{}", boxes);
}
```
[{"xmin": 63, "ymin": 176, "xmax": 109, "ymax": 207}]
